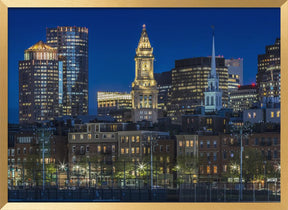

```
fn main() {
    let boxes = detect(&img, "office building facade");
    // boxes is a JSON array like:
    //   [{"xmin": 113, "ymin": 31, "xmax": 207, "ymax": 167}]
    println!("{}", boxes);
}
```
[
  {"xmin": 19, "ymin": 41, "xmax": 61, "ymax": 124},
  {"xmin": 256, "ymin": 38, "xmax": 280, "ymax": 102},
  {"xmin": 46, "ymin": 26, "xmax": 89, "ymax": 117},
  {"xmin": 229, "ymin": 85, "xmax": 258, "ymax": 112},
  {"xmin": 168, "ymin": 57, "xmax": 228, "ymax": 124},
  {"xmin": 154, "ymin": 71, "xmax": 172, "ymax": 112}
]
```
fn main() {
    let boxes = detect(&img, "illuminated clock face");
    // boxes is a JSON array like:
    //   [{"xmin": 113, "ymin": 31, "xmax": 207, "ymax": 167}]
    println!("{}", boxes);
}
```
[{"xmin": 141, "ymin": 61, "xmax": 149, "ymax": 76}]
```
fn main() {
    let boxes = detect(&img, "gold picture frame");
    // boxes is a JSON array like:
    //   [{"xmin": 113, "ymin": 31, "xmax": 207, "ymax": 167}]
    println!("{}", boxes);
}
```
[{"xmin": 0, "ymin": 0, "xmax": 287, "ymax": 209}]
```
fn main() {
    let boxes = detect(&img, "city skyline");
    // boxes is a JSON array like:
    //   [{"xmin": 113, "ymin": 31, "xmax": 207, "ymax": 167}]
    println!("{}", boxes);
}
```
[{"xmin": 8, "ymin": 8, "xmax": 280, "ymax": 123}]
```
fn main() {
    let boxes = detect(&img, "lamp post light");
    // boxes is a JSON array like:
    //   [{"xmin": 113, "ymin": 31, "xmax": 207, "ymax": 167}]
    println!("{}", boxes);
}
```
[
  {"xmin": 76, "ymin": 165, "xmax": 80, "ymax": 188},
  {"xmin": 264, "ymin": 160, "xmax": 267, "ymax": 191},
  {"xmin": 230, "ymin": 122, "xmax": 252, "ymax": 201},
  {"xmin": 143, "ymin": 132, "xmax": 159, "ymax": 191}
]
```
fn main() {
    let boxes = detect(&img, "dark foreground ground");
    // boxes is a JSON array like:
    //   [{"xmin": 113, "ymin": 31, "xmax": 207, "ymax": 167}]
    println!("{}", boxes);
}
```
[{"xmin": 9, "ymin": 187, "xmax": 280, "ymax": 202}]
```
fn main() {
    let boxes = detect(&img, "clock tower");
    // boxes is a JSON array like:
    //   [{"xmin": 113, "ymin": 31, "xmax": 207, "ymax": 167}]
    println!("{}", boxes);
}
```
[{"xmin": 131, "ymin": 24, "xmax": 158, "ymax": 123}]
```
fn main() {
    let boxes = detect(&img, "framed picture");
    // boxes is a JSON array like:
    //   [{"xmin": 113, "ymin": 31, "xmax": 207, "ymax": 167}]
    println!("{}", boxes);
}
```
[{"xmin": 0, "ymin": 0, "xmax": 287, "ymax": 210}]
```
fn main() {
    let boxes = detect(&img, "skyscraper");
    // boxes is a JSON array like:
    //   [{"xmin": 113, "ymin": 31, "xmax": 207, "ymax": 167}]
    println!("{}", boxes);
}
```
[
  {"xmin": 46, "ymin": 26, "xmax": 89, "ymax": 117},
  {"xmin": 154, "ymin": 70, "xmax": 172, "ymax": 112},
  {"xmin": 225, "ymin": 58, "xmax": 243, "ymax": 87},
  {"xmin": 131, "ymin": 25, "xmax": 158, "ymax": 123},
  {"xmin": 168, "ymin": 57, "xmax": 228, "ymax": 124},
  {"xmin": 256, "ymin": 38, "xmax": 280, "ymax": 103},
  {"xmin": 19, "ymin": 41, "xmax": 61, "ymax": 124},
  {"xmin": 229, "ymin": 85, "xmax": 258, "ymax": 112},
  {"xmin": 204, "ymin": 32, "xmax": 223, "ymax": 113}
]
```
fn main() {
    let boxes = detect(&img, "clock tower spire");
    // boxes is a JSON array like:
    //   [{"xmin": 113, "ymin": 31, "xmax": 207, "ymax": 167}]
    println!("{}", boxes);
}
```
[{"xmin": 131, "ymin": 25, "xmax": 158, "ymax": 123}]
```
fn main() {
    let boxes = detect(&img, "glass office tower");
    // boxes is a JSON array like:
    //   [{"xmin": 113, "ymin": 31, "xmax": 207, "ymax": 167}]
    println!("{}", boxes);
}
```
[
  {"xmin": 46, "ymin": 26, "xmax": 89, "ymax": 117},
  {"xmin": 19, "ymin": 41, "xmax": 61, "ymax": 124}
]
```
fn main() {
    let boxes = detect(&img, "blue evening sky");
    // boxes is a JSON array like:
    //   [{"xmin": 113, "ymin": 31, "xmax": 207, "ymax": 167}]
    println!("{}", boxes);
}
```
[{"xmin": 8, "ymin": 8, "xmax": 280, "ymax": 123}]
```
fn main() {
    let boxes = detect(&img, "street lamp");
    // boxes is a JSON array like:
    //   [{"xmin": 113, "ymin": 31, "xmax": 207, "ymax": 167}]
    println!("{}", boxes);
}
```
[
  {"xmin": 229, "ymin": 121, "xmax": 252, "ymax": 201},
  {"xmin": 264, "ymin": 160, "xmax": 267, "ymax": 191},
  {"xmin": 143, "ymin": 132, "xmax": 159, "ymax": 191}
]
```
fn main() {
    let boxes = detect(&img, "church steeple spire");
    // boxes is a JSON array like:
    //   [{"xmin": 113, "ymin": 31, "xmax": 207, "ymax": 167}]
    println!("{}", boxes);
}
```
[
  {"xmin": 204, "ymin": 27, "xmax": 223, "ymax": 113},
  {"xmin": 210, "ymin": 26, "xmax": 217, "ymax": 78}
]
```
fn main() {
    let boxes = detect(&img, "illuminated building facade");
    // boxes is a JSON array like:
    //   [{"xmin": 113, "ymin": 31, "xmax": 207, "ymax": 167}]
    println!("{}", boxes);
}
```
[
  {"xmin": 225, "ymin": 58, "xmax": 243, "ymax": 88},
  {"xmin": 97, "ymin": 91, "xmax": 132, "ymax": 114},
  {"xmin": 131, "ymin": 25, "xmax": 158, "ymax": 123},
  {"xmin": 204, "ymin": 32, "xmax": 223, "ymax": 113},
  {"xmin": 19, "ymin": 41, "xmax": 61, "ymax": 124},
  {"xmin": 258, "ymin": 65, "xmax": 281, "ymax": 103},
  {"xmin": 229, "ymin": 85, "xmax": 258, "ymax": 112},
  {"xmin": 168, "ymin": 57, "xmax": 228, "ymax": 124},
  {"xmin": 225, "ymin": 58, "xmax": 243, "ymax": 108},
  {"xmin": 46, "ymin": 26, "xmax": 89, "ymax": 117},
  {"xmin": 154, "ymin": 71, "xmax": 172, "ymax": 112},
  {"xmin": 256, "ymin": 38, "xmax": 280, "ymax": 102},
  {"xmin": 97, "ymin": 91, "xmax": 132, "ymax": 122}
]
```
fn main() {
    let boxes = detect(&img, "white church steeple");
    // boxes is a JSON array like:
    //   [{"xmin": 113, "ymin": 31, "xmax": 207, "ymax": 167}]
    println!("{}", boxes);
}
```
[{"xmin": 204, "ymin": 28, "xmax": 223, "ymax": 113}]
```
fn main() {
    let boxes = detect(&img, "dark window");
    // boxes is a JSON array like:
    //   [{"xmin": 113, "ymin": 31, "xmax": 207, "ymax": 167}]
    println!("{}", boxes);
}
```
[
  {"xmin": 267, "ymin": 151, "xmax": 272, "ymax": 160},
  {"xmin": 223, "ymin": 151, "xmax": 227, "ymax": 159},
  {"xmin": 255, "ymin": 138, "xmax": 259, "ymax": 145},
  {"xmin": 273, "ymin": 138, "xmax": 278, "ymax": 145},
  {"xmin": 245, "ymin": 138, "xmax": 249, "ymax": 145},
  {"xmin": 261, "ymin": 137, "xmax": 265, "ymax": 146},
  {"xmin": 273, "ymin": 150, "xmax": 278, "ymax": 159}
]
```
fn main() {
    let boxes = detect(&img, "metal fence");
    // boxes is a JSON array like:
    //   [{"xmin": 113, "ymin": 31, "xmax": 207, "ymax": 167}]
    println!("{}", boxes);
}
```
[{"xmin": 9, "ymin": 182, "xmax": 280, "ymax": 202}]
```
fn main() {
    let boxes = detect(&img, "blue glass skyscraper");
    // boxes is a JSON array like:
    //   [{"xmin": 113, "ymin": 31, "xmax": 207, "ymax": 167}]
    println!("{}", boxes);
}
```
[{"xmin": 46, "ymin": 26, "xmax": 89, "ymax": 117}]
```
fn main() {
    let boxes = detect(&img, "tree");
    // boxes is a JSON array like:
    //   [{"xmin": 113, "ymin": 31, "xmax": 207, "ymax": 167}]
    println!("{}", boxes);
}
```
[
  {"xmin": 173, "ymin": 155, "xmax": 199, "ymax": 184},
  {"xmin": 226, "ymin": 148, "xmax": 274, "ymax": 183}
]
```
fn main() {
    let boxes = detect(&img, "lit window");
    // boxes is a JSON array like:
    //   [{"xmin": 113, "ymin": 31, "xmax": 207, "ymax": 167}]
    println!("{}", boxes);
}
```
[
  {"xmin": 271, "ymin": 112, "xmax": 274, "ymax": 118},
  {"xmin": 72, "ymin": 135, "xmax": 75, "ymax": 140},
  {"xmin": 248, "ymin": 113, "xmax": 251, "ymax": 118},
  {"xmin": 88, "ymin": 134, "xmax": 92, "ymax": 139},
  {"xmin": 253, "ymin": 112, "xmax": 256, "ymax": 118},
  {"xmin": 131, "ymin": 148, "xmax": 135, "ymax": 154},
  {"xmin": 97, "ymin": 146, "xmax": 101, "ymax": 152},
  {"xmin": 213, "ymin": 166, "xmax": 218, "ymax": 174},
  {"xmin": 112, "ymin": 145, "xmax": 115, "ymax": 152},
  {"xmin": 277, "ymin": 111, "xmax": 280, "ymax": 117},
  {"xmin": 121, "ymin": 148, "xmax": 124, "ymax": 154},
  {"xmin": 179, "ymin": 141, "xmax": 183, "ymax": 147},
  {"xmin": 190, "ymin": 140, "xmax": 194, "ymax": 147},
  {"xmin": 186, "ymin": 141, "xmax": 189, "ymax": 147},
  {"xmin": 207, "ymin": 166, "xmax": 211, "ymax": 174}
]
